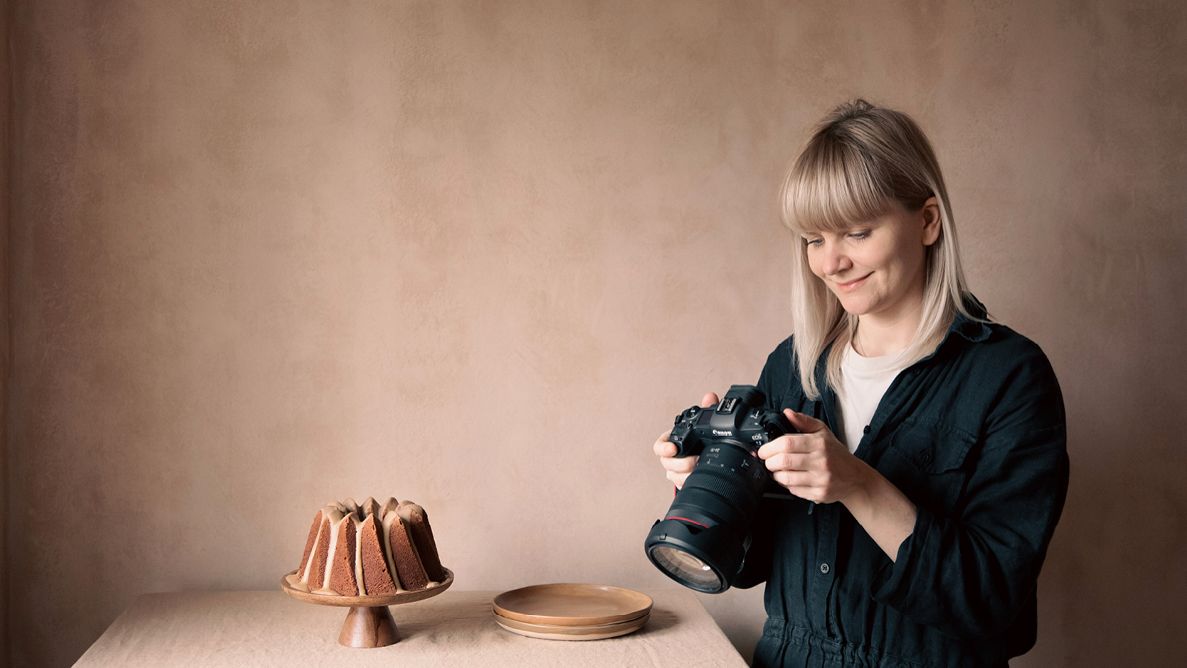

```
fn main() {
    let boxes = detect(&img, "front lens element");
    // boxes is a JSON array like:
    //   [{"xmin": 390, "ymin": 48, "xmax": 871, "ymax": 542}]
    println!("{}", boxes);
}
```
[{"xmin": 648, "ymin": 544, "xmax": 724, "ymax": 592}]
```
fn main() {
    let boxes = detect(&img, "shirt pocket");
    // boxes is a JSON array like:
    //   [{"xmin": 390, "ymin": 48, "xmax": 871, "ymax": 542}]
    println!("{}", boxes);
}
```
[{"xmin": 883, "ymin": 420, "xmax": 976, "ymax": 512}]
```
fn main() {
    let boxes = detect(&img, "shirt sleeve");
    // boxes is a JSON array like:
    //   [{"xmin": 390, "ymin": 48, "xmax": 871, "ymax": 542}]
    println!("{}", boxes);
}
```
[{"xmin": 870, "ymin": 345, "xmax": 1070, "ymax": 639}]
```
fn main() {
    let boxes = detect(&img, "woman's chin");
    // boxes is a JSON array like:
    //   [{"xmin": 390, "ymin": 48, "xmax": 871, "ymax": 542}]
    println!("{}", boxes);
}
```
[{"xmin": 837, "ymin": 297, "xmax": 873, "ymax": 316}]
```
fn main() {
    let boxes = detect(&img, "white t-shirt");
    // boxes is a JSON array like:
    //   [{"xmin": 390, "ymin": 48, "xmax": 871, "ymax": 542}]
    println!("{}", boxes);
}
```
[{"xmin": 835, "ymin": 341, "xmax": 910, "ymax": 453}]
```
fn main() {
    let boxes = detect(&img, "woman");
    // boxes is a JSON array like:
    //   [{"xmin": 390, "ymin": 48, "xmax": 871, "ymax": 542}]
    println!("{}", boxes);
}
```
[{"xmin": 654, "ymin": 100, "xmax": 1068, "ymax": 667}]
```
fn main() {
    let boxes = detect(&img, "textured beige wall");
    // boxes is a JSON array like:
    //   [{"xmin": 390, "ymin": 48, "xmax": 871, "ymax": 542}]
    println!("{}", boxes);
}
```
[
  {"xmin": 1, "ymin": 0, "xmax": 9, "ymax": 663},
  {"xmin": 6, "ymin": 1, "xmax": 1187, "ymax": 666}
]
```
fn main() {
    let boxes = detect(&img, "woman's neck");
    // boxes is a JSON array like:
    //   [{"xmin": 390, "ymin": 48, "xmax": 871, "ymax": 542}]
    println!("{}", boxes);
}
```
[{"xmin": 853, "ymin": 290, "xmax": 925, "ymax": 358}]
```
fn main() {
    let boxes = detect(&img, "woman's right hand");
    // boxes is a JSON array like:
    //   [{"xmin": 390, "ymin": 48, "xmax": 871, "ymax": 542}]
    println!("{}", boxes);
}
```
[{"xmin": 653, "ymin": 392, "xmax": 720, "ymax": 490}]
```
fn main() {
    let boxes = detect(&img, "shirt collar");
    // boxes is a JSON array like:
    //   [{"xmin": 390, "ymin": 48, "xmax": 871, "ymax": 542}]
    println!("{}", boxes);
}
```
[{"xmin": 949, "ymin": 294, "xmax": 992, "ymax": 343}]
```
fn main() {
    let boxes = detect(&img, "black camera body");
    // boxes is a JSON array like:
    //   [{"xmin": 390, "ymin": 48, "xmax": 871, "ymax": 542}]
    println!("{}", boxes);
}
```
[
  {"xmin": 645, "ymin": 385, "xmax": 795, "ymax": 593},
  {"xmin": 668, "ymin": 386, "xmax": 795, "ymax": 460}
]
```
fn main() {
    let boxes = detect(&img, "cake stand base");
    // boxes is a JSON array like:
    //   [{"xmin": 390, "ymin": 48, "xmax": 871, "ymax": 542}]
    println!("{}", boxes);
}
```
[
  {"xmin": 281, "ymin": 568, "xmax": 454, "ymax": 650},
  {"xmin": 339, "ymin": 605, "xmax": 398, "ymax": 648}
]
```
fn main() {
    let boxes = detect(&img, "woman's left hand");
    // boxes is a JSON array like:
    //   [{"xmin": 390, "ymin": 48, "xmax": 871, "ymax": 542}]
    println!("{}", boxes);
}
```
[{"xmin": 757, "ymin": 410, "xmax": 872, "ymax": 504}]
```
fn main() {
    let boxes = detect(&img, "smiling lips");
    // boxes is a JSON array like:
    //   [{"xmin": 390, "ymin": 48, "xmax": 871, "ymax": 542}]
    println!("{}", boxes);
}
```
[{"xmin": 834, "ymin": 273, "xmax": 872, "ymax": 292}]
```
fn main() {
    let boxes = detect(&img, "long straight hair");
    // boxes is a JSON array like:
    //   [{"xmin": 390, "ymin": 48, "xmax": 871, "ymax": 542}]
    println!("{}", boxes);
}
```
[{"xmin": 780, "ymin": 99, "xmax": 979, "ymax": 399}]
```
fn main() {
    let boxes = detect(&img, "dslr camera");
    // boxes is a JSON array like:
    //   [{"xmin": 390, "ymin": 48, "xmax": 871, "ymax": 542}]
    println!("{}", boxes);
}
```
[{"xmin": 644, "ymin": 384, "xmax": 794, "ymax": 593}]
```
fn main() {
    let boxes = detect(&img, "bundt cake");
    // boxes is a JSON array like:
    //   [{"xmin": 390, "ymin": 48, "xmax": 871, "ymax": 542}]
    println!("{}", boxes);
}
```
[{"xmin": 289, "ymin": 496, "xmax": 446, "ymax": 596}]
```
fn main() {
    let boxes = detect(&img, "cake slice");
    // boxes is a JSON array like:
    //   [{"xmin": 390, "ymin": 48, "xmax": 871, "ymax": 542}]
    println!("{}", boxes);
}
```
[
  {"xmin": 383, "ymin": 511, "xmax": 429, "ymax": 590},
  {"xmin": 297, "ymin": 508, "xmax": 325, "ymax": 580},
  {"xmin": 357, "ymin": 513, "xmax": 399, "ymax": 595},
  {"xmin": 324, "ymin": 510, "xmax": 360, "ymax": 595},
  {"xmin": 398, "ymin": 501, "xmax": 446, "ymax": 583},
  {"xmin": 305, "ymin": 506, "xmax": 336, "ymax": 589}
]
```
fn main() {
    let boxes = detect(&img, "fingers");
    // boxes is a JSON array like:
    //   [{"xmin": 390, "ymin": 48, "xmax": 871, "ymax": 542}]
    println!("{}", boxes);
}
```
[
  {"xmin": 771, "ymin": 470, "xmax": 814, "ymax": 489},
  {"xmin": 653, "ymin": 427, "xmax": 695, "ymax": 484},
  {"xmin": 757, "ymin": 434, "xmax": 818, "ymax": 460},
  {"xmin": 652, "ymin": 430, "xmax": 676, "ymax": 457},
  {"xmin": 762, "ymin": 450, "xmax": 811, "ymax": 473},
  {"xmin": 700, "ymin": 392, "xmax": 720, "ymax": 409},
  {"xmin": 660, "ymin": 454, "xmax": 698, "ymax": 474},
  {"xmin": 783, "ymin": 408, "xmax": 826, "ymax": 434}
]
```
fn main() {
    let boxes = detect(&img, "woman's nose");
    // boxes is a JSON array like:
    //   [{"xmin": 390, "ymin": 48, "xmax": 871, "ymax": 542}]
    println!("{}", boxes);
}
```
[{"xmin": 821, "ymin": 241, "xmax": 852, "ymax": 276}]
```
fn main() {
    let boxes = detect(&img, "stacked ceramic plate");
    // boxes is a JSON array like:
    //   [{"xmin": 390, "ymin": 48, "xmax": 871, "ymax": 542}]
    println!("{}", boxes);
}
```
[{"xmin": 492, "ymin": 583, "xmax": 654, "ymax": 641}]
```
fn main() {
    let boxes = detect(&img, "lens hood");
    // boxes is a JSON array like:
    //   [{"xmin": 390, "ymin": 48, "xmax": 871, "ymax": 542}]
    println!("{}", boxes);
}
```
[{"xmin": 644, "ymin": 517, "xmax": 746, "ymax": 594}]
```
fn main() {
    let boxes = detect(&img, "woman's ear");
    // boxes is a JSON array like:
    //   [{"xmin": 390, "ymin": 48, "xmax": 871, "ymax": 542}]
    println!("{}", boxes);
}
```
[{"xmin": 920, "ymin": 196, "xmax": 941, "ymax": 246}]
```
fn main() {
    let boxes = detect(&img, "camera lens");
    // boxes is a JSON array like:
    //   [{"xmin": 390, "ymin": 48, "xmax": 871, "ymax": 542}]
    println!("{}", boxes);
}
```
[{"xmin": 644, "ymin": 442, "xmax": 767, "ymax": 593}]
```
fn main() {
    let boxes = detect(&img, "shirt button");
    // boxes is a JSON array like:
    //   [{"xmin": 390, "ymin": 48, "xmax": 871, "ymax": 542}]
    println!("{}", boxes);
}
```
[
  {"xmin": 819, "ymin": 562, "xmax": 830, "ymax": 574},
  {"xmin": 863, "ymin": 425, "xmax": 871, "ymax": 434}
]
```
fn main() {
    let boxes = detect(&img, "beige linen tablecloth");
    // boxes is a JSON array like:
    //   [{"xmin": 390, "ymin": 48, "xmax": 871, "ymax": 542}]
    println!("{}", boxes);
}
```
[{"xmin": 75, "ymin": 588, "xmax": 746, "ymax": 667}]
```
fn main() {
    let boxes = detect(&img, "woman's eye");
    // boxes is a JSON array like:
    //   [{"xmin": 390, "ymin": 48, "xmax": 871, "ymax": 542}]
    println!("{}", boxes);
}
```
[
  {"xmin": 803, "ymin": 238, "xmax": 823, "ymax": 247},
  {"xmin": 848, "ymin": 230, "xmax": 870, "ymax": 240}
]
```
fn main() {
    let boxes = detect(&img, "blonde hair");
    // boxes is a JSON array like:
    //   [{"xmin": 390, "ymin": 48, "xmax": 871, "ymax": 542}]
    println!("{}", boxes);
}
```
[{"xmin": 779, "ymin": 99, "xmax": 979, "ymax": 399}]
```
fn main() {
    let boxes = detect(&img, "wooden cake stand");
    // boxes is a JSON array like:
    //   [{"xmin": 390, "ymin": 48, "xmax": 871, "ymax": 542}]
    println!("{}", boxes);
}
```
[{"xmin": 281, "ymin": 568, "xmax": 454, "ymax": 648}]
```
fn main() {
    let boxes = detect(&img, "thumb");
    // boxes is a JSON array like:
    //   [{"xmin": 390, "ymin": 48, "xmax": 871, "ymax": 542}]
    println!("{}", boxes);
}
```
[
  {"xmin": 700, "ymin": 392, "xmax": 720, "ymax": 409},
  {"xmin": 784, "ymin": 408, "xmax": 825, "ymax": 433}
]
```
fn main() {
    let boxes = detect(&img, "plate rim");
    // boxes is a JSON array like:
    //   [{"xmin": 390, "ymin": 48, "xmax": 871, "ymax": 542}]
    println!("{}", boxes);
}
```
[{"xmin": 492, "ymin": 582, "xmax": 653, "ymax": 626}]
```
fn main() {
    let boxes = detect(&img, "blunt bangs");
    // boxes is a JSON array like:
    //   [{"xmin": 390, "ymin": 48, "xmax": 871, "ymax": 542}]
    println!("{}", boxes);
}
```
[{"xmin": 783, "ymin": 137, "xmax": 894, "ymax": 235}]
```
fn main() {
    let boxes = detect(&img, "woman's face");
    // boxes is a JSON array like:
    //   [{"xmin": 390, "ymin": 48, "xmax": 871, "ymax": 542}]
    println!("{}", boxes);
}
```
[{"xmin": 800, "ymin": 199, "xmax": 940, "ymax": 320}]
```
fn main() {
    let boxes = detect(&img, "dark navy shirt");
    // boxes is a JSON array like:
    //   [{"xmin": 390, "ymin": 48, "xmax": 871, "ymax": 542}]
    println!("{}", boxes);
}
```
[{"xmin": 743, "ymin": 299, "xmax": 1069, "ymax": 667}]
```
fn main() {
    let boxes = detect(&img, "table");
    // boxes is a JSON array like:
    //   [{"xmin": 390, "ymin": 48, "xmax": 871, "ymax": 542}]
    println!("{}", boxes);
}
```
[{"xmin": 75, "ymin": 588, "xmax": 746, "ymax": 667}]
